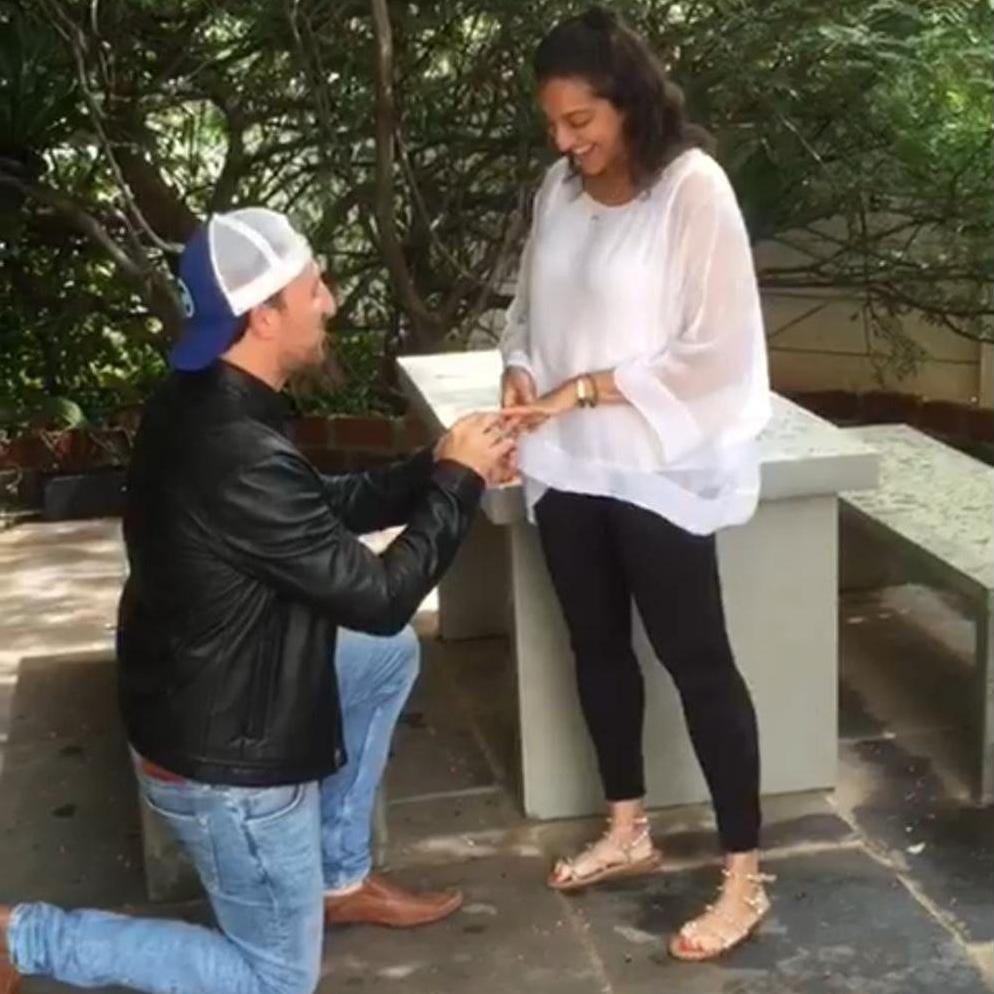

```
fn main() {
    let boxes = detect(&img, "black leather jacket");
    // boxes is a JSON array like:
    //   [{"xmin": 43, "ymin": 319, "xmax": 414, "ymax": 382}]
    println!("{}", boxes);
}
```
[{"xmin": 117, "ymin": 362, "xmax": 482, "ymax": 786}]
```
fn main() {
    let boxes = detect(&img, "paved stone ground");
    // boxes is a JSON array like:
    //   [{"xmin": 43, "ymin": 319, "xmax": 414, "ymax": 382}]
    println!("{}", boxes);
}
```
[{"xmin": 1, "ymin": 520, "xmax": 991, "ymax": 993}]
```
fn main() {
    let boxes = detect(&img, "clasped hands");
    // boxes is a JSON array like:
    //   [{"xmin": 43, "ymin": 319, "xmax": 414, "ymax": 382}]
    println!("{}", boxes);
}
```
[
  {"xmin": 433, "ymin": 411, "xmax": 526, "ymax": 486},
  {"xmin": 433, "ymin": 367, "xmax": 578, "ymax": 487}
]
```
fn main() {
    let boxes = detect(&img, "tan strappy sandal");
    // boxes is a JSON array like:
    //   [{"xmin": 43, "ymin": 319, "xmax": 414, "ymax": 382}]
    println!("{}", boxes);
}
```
[
  {"xmin": 548, "ymin": 817, "xmax": 663, "ymax": 892},
  {"xmin": 668, "ymin": 868, "xmax": 775, "ymax": 961}
]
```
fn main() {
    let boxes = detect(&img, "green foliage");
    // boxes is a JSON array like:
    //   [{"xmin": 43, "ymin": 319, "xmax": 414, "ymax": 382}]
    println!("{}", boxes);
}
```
[
  {"xmin": 0, "ymin": 0, "xmax": 990, "ymax": 426},
  {"xmin": 0, "ymin": 245, "xmax": 166, "ymax": 429},
  {"xmin": 300, "ymin": 331, "xmax": 398, "ymax": 418}
]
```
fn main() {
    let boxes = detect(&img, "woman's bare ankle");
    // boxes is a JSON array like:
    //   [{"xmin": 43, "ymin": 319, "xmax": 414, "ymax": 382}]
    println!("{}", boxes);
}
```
[
  {"xmin": 724, "ymin": 850, "xmax": 760, "ymax": 874},
  {"xmin": 606, "ymin": 800, "xmax": 648, "ymax": 844}
]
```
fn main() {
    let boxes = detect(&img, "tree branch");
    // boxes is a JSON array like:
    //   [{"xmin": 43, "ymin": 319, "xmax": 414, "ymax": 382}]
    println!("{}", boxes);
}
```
[
  {"xmin": 38, "ymin": 0, "xmax": 183, "ymax": 254},
  {"xmin": 369, "ymin": 0, "xmax": 440, "ymax": 350},
  {"xmin": 0, "ymin": 169, "xmax": 183, "ymax": 339},
  {"xmin": 0, "ymin": 168, "xmax": 143, "ymax": 279}
]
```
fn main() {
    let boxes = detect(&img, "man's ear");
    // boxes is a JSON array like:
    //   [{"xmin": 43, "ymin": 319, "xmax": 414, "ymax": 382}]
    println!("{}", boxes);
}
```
[{"xmin": 245, "ymin": 302, "xmax": 280, "ymax": 343}]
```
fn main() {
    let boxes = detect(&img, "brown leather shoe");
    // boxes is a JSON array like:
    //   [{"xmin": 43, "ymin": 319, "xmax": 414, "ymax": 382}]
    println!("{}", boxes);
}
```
[
  {"xmin": 0, "ymin": 957, "xmax": 16, "ymax": 994},
  {"xmin": 323, "ymin": 874, "xmax": 462, "ymax": 928},
  {"xmin": 0, "ymin": 906, "xmax": 21, "ymax": 994}
]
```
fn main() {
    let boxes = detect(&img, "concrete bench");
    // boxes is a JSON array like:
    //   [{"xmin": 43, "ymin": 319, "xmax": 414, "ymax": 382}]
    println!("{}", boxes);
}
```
[{"xmin": 841, "ymin": 424, "xmax": 994, "ymax": 804}]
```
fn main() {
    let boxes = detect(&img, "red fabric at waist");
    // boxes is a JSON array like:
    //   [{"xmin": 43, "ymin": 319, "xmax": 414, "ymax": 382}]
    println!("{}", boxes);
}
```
[{"xmin": 139, "ymin": 757, "xmax": 187, "ymax": 784}]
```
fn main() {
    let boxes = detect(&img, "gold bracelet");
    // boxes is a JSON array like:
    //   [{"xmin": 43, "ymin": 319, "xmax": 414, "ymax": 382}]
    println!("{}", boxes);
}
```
[{"xmin": 576, "ymin": 375, "xmax": 598, "ymax": 408}]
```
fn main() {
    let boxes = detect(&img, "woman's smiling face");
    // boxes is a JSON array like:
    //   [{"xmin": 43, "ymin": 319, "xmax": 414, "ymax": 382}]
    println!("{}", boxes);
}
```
[{"xmin": 538, "ymin": 76, "xmax": 627, "ymax": 180}]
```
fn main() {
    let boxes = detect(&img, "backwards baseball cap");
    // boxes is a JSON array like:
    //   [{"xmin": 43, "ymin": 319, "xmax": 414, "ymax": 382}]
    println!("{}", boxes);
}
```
[{"xmin": 169, "ymin": 208, "xmax": 313, "ymax": 371}]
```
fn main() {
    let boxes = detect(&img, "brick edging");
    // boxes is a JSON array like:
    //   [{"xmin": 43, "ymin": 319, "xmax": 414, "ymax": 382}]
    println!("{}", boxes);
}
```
[
  {"xmin": 289, "ymin": 413, "xmax": 432, "ymax": 473},
  {"xmin": 0, "ymin": 413, "xmax": 434, "ymax": 475},
  {"xmin": 3, "ymin": 395, "xmax": 989, "ymax": 479}
]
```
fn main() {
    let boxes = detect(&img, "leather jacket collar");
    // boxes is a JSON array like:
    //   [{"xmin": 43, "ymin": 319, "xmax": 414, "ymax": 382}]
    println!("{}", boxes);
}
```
[{"xmin": 194, "ymin": 360, "xmax": 290, "ymax": 431}]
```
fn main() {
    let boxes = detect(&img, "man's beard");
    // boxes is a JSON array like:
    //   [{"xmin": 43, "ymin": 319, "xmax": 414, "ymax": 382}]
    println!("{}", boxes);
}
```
[{"xmin": 287, "ymin": 334, "xmax": 344, "ymax": 396}]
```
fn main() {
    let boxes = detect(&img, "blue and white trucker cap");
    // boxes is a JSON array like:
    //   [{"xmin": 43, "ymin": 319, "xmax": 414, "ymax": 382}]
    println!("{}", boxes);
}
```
[{"xmin": 169, "ymin": 208, "xmax": 313, "ymax": 371}]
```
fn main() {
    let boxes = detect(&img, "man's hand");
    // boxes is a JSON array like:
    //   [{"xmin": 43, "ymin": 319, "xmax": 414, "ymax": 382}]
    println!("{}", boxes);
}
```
[
  {"xmin": 501, "ymin": 367, "xmax": 537, "ymax": 409},
  {"xmin": 434, "ymin": 412, "xmax": 519, "ymax": 485},
  {"xmin": 490, "ymin": 444, "xmax": 520, "ymax": 486}
]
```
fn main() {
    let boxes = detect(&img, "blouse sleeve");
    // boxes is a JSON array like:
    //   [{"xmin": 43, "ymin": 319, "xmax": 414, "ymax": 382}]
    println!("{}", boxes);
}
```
[
  {"xmin": 613, "ymin": 163, "xmax": 770, "ymax": 465},
  {"xmin": 499, "ymin": 222, "xmax": 536, "ymax": 378},
  {"xmin": 500, "ymin": 159, "xmax": 564, "ymax": 379}
]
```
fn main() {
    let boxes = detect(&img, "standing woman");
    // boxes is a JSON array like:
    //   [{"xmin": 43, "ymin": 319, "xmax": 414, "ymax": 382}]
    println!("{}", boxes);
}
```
[{"xmin": 499, "ymin": 7, "xmax": 773, "ymax": 962}]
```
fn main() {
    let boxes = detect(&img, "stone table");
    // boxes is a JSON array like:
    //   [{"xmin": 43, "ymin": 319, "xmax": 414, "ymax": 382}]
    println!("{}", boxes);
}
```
[{"xmin": 399, "ymin": 349, "xmax": 879, "ymax": 820}]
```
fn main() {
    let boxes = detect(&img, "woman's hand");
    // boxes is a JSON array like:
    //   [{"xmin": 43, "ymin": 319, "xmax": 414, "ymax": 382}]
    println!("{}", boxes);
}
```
[
  {"xmin": 502, "ymin": 379, "xmax": 578, "ymax": 431},
  {"xmin": 501, "ymin": 366, "xmax": 538, "ymax": 408}
]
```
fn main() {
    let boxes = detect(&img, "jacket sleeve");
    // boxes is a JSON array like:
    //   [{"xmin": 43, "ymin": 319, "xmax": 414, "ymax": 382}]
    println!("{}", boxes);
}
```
[
  {"xmin": 212, "ymin": 448, "xmax": 483, "ymax": 636},
  {"xmin": 319, "ymin": 447, "xmax": 437, "ymax": 534}
]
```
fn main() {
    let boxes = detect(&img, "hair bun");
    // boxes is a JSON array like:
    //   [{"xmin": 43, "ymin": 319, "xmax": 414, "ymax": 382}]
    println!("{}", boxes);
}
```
[{"xmin": 580, "ymin": 5, "xmax": 618, "ymax": 32}]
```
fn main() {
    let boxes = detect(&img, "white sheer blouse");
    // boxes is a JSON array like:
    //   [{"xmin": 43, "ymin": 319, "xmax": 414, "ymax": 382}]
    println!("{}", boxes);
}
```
[{"xmin": 500, "ymin": 148, "xmax": 771, "ymax": 535}]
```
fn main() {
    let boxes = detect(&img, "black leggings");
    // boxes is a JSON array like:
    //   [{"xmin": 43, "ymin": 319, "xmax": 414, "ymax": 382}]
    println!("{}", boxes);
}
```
[{"xmin": 535, "ymin": 489, "xmax": 761, "ymax": 853}]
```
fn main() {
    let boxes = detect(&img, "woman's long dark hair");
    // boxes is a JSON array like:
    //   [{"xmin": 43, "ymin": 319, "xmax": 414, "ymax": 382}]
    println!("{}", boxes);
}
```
[{"xmin": 534, "ymin": 6, "xmax": 712, "ymax": 188}]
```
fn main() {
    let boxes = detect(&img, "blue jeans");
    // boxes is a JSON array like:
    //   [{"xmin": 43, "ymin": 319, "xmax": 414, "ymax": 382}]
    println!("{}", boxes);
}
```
[{"xmin": 7, "ymin": 626, "xmax": 419, "ymax": 994}]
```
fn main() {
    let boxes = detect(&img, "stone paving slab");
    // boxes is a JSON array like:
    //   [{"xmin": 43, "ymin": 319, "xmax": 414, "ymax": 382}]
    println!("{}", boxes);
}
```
[
  {"xmin": 0, "ymin": 652, "xmax": 145, "ymax": 911},
  {"xmin": 571, "ymin": 848, "xmax": 990, "ymax": 994},
  {"xmin": 0, "ymin": 520, "xmax": 123, "ymax": 666},
  {"xmin": 386, "ymin": 661, "xmax": 497, "ymax": 801},
  {"xmin": 318, "ymin": 856, "xmax": 604, "ymax": 994},
  {"xmin": 843, "ymin": 735, "xmax": 994, "ymax": 945},
  {"xmin": 1, "ymin": 522, "xmax": 991, "ymax": 994},
  {"xmin": 839, "ymin": 588, "xmax": 994, "ymax": 946}
]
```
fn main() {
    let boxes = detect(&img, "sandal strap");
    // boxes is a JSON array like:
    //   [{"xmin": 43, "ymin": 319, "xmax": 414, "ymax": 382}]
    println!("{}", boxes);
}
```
[
  {"xmin": 681, "ymin": 892, "xmax": 769, "ymax": 930},
  {"xmin": 716, "ymin": 870, "xmax": 773, "ymax": 912},
  {"xmin": 556, "ymin": 820, "xmax": 654, "ymax": 881},
  {"xmin": 620, "ymin": 821, "xmax": 650, "ymax": 853},
  {"xmin": 680, "ymin": 907, "xmax": 748, "ymax": 943},
  {"xmin": 674, "ymin": 866, "xmax": 774, "ymax": 956},
  {"xmin": 599, "ymin": 816, "xmax": 651, "ymax": 855},
  {"xmin": 678, "ymin": 892, "xmax": 770, "ymax": 947}
]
